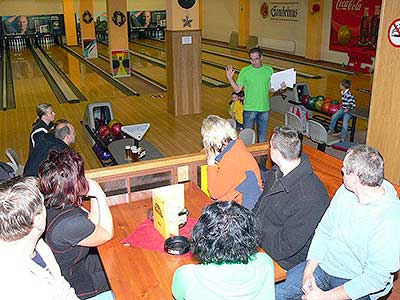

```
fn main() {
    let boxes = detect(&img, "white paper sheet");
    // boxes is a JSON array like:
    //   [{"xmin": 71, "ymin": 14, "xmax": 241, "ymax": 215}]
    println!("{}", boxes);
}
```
[{"xmin": 270, "ymin": 68, "xmax": 296, "ymax": 90}]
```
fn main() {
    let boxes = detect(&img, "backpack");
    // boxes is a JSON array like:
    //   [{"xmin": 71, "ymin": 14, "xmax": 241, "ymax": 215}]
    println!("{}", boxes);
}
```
[{"xmin": 0, "ymin": 162, "xmax": 16, "ymax": 183}]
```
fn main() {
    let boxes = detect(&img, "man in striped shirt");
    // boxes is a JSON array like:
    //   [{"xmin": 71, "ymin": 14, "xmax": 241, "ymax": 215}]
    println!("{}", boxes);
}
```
[{"xmin": 328, "ymin": 79, "xmax": 356, "ymax": 142}]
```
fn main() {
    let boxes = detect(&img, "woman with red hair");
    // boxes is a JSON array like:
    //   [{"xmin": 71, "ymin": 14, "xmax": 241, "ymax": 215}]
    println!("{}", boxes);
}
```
[{"xmin": 39, "ymin": 148, "xmax": 114, "ymax": 300}]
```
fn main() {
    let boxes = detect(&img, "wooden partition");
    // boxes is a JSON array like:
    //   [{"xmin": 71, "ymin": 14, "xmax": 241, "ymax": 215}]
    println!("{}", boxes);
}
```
[{"xmin": 305, "ymin": 0, "xmax": 324, "ymax": 60}]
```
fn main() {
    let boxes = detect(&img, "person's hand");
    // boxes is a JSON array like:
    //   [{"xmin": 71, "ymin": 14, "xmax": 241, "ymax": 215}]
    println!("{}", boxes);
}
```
[
  {"xmin": 87, "ymin": 179, "xmax": 106, "ymax": 199},
  {"xmin": 302, "ymin": 273, "xmax": 316, "ymax": 295},
  {"xmin": 344, "ymin": 108, "xmax": 349, "ymax": 113},
  {"xmin": 226, "ymin": 65, "xmax": 235, "ymax": 80},
  {"xmin": 206, "ymin": 150, "xmax": 216, "ymax": 166},
  {"xmin": 280, "ymin": 81, "xmax": 287, "ymax": 91},
  {"xmin": 301, "ymin": 283, "xmax": 326, "ymax": 300}
]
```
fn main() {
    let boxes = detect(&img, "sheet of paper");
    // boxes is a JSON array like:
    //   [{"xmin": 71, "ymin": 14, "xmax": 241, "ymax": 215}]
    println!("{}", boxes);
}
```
[{"xmin": 270, "ymin": 68, "xmax": 296, "ymax": 90}]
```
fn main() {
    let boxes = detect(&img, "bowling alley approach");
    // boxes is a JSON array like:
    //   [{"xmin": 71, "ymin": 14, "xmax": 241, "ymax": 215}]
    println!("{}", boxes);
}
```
[{"xmin": 1, "ymin": 1, "xmax": 400, "ymax": 300}]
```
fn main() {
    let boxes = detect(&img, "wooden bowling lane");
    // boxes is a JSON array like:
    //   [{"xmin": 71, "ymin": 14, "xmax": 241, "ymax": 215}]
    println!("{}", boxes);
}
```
[
  {"xmin": 9, "ymin": 47, "xmax": 58, "ymax": 109},
  {"xmin": 96, "ymin": 43, "xmax": 167, "ymax": 88},
  {"xmin": 128, "ymin": 41, "xmax": 230, "ymax": 84},
  {"xmin": 69, "ymin": 44, "xmax": 164, "ymax": 95},
  {"xmin": 139, "ymin": 38, "xmax": 372, "ymax": 110},
  {"xmin": 43, "ymin": 45, "xmax": 126, "ymax": 100}
]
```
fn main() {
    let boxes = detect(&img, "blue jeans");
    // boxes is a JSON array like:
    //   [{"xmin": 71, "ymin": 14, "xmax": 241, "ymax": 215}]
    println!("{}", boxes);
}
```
[
  {"xmin": 275, "ymin": 261, "xmax": 370, "ymax": 300},
  {"xmin": 329, "ymin": 108, "xmax": 353, "ymax": 141},
  {"xmin": 243, "ymin": 111, "xmax": 270, "ymax": 143}
]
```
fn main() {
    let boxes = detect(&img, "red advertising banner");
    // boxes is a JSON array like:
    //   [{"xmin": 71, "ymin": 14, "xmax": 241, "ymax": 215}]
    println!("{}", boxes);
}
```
[{"xmin": 330, "ymin": 0, "xmax": 382, "ymax": 53}]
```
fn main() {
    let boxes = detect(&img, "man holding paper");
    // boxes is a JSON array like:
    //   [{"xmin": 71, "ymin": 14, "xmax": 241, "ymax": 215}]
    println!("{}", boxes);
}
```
[{"xmin": 226, "ymin": 47, "xmax": 282, "ymax": 143}]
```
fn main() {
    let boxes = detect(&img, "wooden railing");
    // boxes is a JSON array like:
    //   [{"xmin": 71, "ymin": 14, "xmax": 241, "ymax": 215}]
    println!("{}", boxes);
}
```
[{"xmin": 85, "ymin": 142, "xmax": 268, "ymax": 205}]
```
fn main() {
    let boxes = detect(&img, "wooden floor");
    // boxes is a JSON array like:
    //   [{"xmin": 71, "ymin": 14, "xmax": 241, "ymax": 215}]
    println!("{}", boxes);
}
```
[{"xmin": 0, "ymin": 39, "xmax": 371, "ymax": 171}]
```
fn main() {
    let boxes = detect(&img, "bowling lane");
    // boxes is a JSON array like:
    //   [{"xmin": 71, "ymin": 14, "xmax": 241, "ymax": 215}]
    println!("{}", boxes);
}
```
[
  {"xmin": 70, "ymin": 44, "xmax": 164, "ymax": 94},
  {"xmin": 43, "ymin": 45, "xmax": 126, "ymax": 100},
  {"xmin": 96, "ymin": 43, "xmax": 167, "ymax": 87},
  {"xmin": 129, "ymin": 41, "xmax": 230, "ymax": 84},
  {"xmin": 9, "ymin": 47, "xmax": 59, "ymax": 108}
]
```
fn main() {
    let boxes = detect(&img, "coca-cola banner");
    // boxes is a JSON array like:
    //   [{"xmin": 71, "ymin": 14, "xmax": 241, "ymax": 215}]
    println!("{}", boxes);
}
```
[{"xmin": 330, "ymin": 0, "xmax": 382, "ymax": 52}]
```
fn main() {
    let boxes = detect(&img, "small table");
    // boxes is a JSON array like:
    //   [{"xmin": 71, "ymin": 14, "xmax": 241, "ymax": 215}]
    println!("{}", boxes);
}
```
[{"xmin": 97, "ymin": 182, "xmax": 286, "ymax": 300}]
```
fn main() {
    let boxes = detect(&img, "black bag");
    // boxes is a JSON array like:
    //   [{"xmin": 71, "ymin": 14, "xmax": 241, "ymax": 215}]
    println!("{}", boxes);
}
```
[{"xmin": 0, "ymin": 162, "xmax": 16, "ymax": 183}]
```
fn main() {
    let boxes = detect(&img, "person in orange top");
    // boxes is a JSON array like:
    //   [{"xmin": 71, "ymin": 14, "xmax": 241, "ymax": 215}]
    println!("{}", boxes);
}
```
[{"xmin": 201, "ymin": 115, "xmax": 263, "ymax": 209}]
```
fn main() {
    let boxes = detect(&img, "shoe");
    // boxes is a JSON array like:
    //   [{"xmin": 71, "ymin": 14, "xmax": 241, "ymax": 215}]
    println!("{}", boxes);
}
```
[{"xmin": 327, "ymin": 129, "xmax": 333, "ymax": 134}]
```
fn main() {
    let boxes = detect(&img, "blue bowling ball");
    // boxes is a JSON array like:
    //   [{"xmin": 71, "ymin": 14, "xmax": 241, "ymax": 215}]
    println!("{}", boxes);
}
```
[{"xmin": 99, "ymin": 150, "xmax": 112, "ymax": 161}]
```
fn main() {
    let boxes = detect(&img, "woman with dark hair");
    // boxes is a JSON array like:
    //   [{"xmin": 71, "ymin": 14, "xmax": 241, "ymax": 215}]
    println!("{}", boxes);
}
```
[
  {"xmin": 29, "ymin": 103, "xmax": 55, "ymax": 153},
  {"xmin": 39, "ymin": 148, "xmax": 114, "ymax": 300},
  {"xmin": 172, "ymin": 201, "xmax": 274, "ymax": 300}
]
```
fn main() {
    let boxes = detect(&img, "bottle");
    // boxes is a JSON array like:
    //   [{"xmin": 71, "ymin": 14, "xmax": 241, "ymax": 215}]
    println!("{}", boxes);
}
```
[
  {"xmin": 131, "ymin": 146, "xmax": 139, "ymax": 162},
  {"xmin": 359, "ymin": 7, "xmax": 370, "ymax": 46},
  {"xmin": 369, "ymin": 6, "xmax": 380, "ymax": 48}
]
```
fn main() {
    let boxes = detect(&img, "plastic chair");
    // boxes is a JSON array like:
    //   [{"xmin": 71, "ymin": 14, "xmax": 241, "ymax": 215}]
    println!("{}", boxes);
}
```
[
  {"xmin": 5, "ymin": 148, "xmax": 24, "ymax": 176},
  {"xmin": 285, "ymin": 112, "xmax": 306, "ymax": 136},
  {"xmin": 226, "ymin": 118, "xmax": 236, "ymax": 129},
  {"xmin": 306, "ymin": 120, "xmax": 341, "ymax": 152},
  {"xmin": 238, "ymin": 128, "xmax": 256, "ymax": 145}
]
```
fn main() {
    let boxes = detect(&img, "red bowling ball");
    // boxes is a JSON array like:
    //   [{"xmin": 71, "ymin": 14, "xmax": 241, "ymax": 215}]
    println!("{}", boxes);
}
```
[
  {"xmin": 111, "ymin": 122, "xmax": 122, "ymax": 136},
  {"xmin": 328, "ymin": 104, "xmax": 340, "ymax": 116},
  {"xmin": 98, "ymin": 125, "xmax": 110, "ymax": 138},
  {"xmin": 321, "ymin": 103, "xmax": 330, "ymax": 113}
]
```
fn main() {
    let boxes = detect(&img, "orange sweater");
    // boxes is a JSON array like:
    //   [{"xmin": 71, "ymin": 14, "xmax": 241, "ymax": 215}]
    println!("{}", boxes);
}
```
[{"xmin": 207, "ymin": 139, "xmax": 263, "ymax": 209}]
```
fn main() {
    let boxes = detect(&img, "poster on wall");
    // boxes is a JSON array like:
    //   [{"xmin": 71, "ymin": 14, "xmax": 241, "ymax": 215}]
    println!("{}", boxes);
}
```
[
  {"xmin": 83, "ymin": 38, "xmax": 98, "ymax": 58},
  {"xmin": 112, "ymin": 49, "xmax": 130, "ymax": 77},
  {"xmin": 330, "ymin": 0, "xmax": 382, "ymax": 52},
  {"xmin": 2, "ymin": 15, "xmax": 64, "ymax": 35},
  {"xmin": 129, "ymin": 10, "xmax": 166, "ymax": 29}
]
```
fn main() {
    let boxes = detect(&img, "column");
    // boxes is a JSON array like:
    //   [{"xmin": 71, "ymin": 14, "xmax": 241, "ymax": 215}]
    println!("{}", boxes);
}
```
[
  {"xmin": 166, "ymin": 0, "xmax": 201, "ymax": 116},
  {"xmin": 63, "ymin": 0, "xmax": 78, "ymax": 46},
  {"xmin": 106, "ymin": 0, "xmax": 130, "ymax": 77},
  {"xmin": 305, "ymin": 0, "xmax": 323, "ymax": 60},
  {"xmin": 78, "ymin": 0, "xmax": 97, "ymax": 58},
  {"xmin": 238, "ymin": 0, "xmax": 249, "ymax": 47}
]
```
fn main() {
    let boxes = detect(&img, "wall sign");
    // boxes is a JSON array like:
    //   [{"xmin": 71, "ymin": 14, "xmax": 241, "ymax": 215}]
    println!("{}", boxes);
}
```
[
  {"xmin": 388, "ymin": 18, "xmax": 400, "ymax": 48},
  {"xmin": 269, "ymin": 1, "xmax": 299, "ymax": 22}
]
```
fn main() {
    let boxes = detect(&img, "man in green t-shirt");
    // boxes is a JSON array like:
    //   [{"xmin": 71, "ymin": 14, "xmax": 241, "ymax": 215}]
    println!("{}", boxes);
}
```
[{"xmin": 226, "ymin": 48, "xmax": 273, "ymax": 142}]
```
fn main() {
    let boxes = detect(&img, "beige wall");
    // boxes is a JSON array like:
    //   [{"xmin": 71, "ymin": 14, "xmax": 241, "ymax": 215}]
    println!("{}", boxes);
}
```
[
  {"xmin": 0, "ymin": 0, "xmax": 63, "ymax": 15},
  {"xmin": 202, "ymin": 0, "xmax": 238, "ymax": 42},
  {"xmin": 93, "ymin": 0, "xmax": 166, "ymax": 13}
]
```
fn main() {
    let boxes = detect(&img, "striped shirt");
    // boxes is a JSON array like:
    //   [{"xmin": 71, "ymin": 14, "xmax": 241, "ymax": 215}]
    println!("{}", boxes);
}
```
[{"xmin": 341, "ymin": 89, "xmax": 356, "ymax": 110}]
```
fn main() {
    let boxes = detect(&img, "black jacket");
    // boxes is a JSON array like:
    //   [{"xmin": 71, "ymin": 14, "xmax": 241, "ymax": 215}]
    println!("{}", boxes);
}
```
[
  {"xmin": 253, "ymin": 154, "xmax": 330, "ymax": 270},
  {"xmin": 29, "ymin": 119, "xmax": 54, "ymax": 153},
  {"xmin": 24, "ymin": 134, "xmax": 68, "ymax": 177}
]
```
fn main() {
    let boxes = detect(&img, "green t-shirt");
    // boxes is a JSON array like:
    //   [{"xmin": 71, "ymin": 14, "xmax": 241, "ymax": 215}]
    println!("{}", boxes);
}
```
[
  {"xmin": 172, "ymin": 252, "xmax": 275, "ymax": 300},
  {"xmin": 236, "ymin": 65, "xmax": 274, "ymax": 112}
]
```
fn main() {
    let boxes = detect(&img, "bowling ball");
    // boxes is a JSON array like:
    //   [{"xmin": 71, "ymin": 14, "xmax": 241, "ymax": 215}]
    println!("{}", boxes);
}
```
[
  {"xmin": 111, "ymin": 122, "xmax": 122, "ymax": 136},
  {"xmin": 93, "ymin": 144, "xmax": 102, "ymax": 154},
  {"xmin": 99, "ymin": 150, "xmax": 112, "ymax": 160},
  {"xmin": 308, "ymin": 97, "xmax": 317, "ymax": 109},
  {"xmin": 98, "ymin": 125, "xmax": 110, "ymax": 138},
  {"xmin": 315, "ymin": 99, "xmax": 324, "ymax": 111},
  {"xmin": 330, "ymin": 99, "xmax": 339, "ymax": 105},
  {"xmin": 324, "ymin": 97, "xmax": 332, "ymax": 104},
  {"xmin": 316, "ymin": 95, "xmax": 325, "ymax": 102},
  {"xmin": 338, "ymin": 25, "xmax": 352, "ymax": 46},
  {"xmin": 321, "ymin": 103, "xmax": 330, "ymax": 113},
  {"xmin": 328, "ymin": 104, "xmax": 340, "ymax": 116},
  {"xmin": 108, "ymin": 119, "xmax": 120, "ymax": 129},
  {"xmin": 103, "ymin": 134, "xmax": 116, "ymax": 145},
  {"xmin": 94, "ymin": 118, "xmax": 105, "ymax": 130},
  {"xmin": 301, "ymin": 95, "xmax": 311, "ymax": 105}
]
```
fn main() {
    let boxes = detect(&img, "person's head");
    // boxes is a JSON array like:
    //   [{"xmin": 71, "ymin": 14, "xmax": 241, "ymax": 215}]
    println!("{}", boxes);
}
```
[
  {"xmin": 36, "ymin": 103, "xmax": 55, "ymax": 124},
  {"xmin": 191, "ymin": 201, "xmax": 260, "ymax": 265},
  {"xmin": 270, "ymin": 126, "xmax": 302, "ymax": 163},
  {"xmin": 342, "ymin": 144, "xmax": 384, "ymax": 190},
  {"xmin": 340, "ymin": 79, "xmax": 351, "ymax": 91},
  {"xmin": 229, "ymin": 91, "xmax": 244, "ymax": 105},
  {"xmin": 54, "ymin": 119, "xmax": 76, "ymax": 145},
  {"xmin": 39, "ymin": 148, "xmax": 89, "ymax": 209},
  {"xmin": 249, "ymin": 47, "xmax": 263, "ymax": 68},
  {"xmin": 201, "ymin": 115, "xmax": 237, "ymax": 154},
  {"xmin": 18, "ymin": 16, "xmax": 28, "ymax": 33},
  {"xmin": 142, "ymin": 11, "xmax": 152, "ymax": 26},
  {"xmin": 0, "ymin": 177, "xmax": 45, "ymax": 242}
]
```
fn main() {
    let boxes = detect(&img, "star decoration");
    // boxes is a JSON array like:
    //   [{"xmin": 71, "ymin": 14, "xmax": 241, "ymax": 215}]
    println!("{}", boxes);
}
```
[{"xmin": 182, "ymin": 15, "xmax": 193, "ymax": 27}]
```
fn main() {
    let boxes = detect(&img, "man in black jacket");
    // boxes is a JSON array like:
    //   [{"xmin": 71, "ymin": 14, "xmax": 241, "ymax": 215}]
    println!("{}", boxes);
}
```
[
  {"xmin": 253, "ymin": 126, "xmax": 330, "ymax": 270},
  {"xmin": 23, "ymin": 120, "xmax": 76, "ymax": 177}
]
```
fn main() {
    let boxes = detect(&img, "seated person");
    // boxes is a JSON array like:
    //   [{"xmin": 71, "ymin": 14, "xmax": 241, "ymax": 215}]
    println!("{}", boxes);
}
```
[
  {"xmin": 201, "ymin": 115, "xmax": 262, "ymax": 209},
  {"xmin": 0, "ymin": 177, "xmax": 78, "ymax": 300},
  {"xmin": 24, "ymin": 120, "xmax": 75, "ymax": 177},
  {"xmin": 172, "ymin": 201, "xmax": 274, "ymax": 300},
  {"xmin": 39, "ymin": 148, "xmax": 114, "ymax": 300},
  {"xmin": 29, "ymin": 103, "xmax": 56, "ymax": 153},
  {"xmin": 276, "ymin": 145, "xmax": 400, "ymax": 300},
  {"xmin": 253, "ymin": 126, "xmax": 330, "ymax": 270}
]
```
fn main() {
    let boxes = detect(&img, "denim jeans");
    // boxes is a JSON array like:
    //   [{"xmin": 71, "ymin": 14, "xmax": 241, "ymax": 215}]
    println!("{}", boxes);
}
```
[
  {"xmin": 275, "ymin": 261, "xmax": 371, "ymax": 300},
  {"xmin": 243, "ymin": 111, "xmax": 270, "ymax": 143},
  {"xmin": 328, "ymin": 108, "xmax": 353, "ymax": 141}
]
